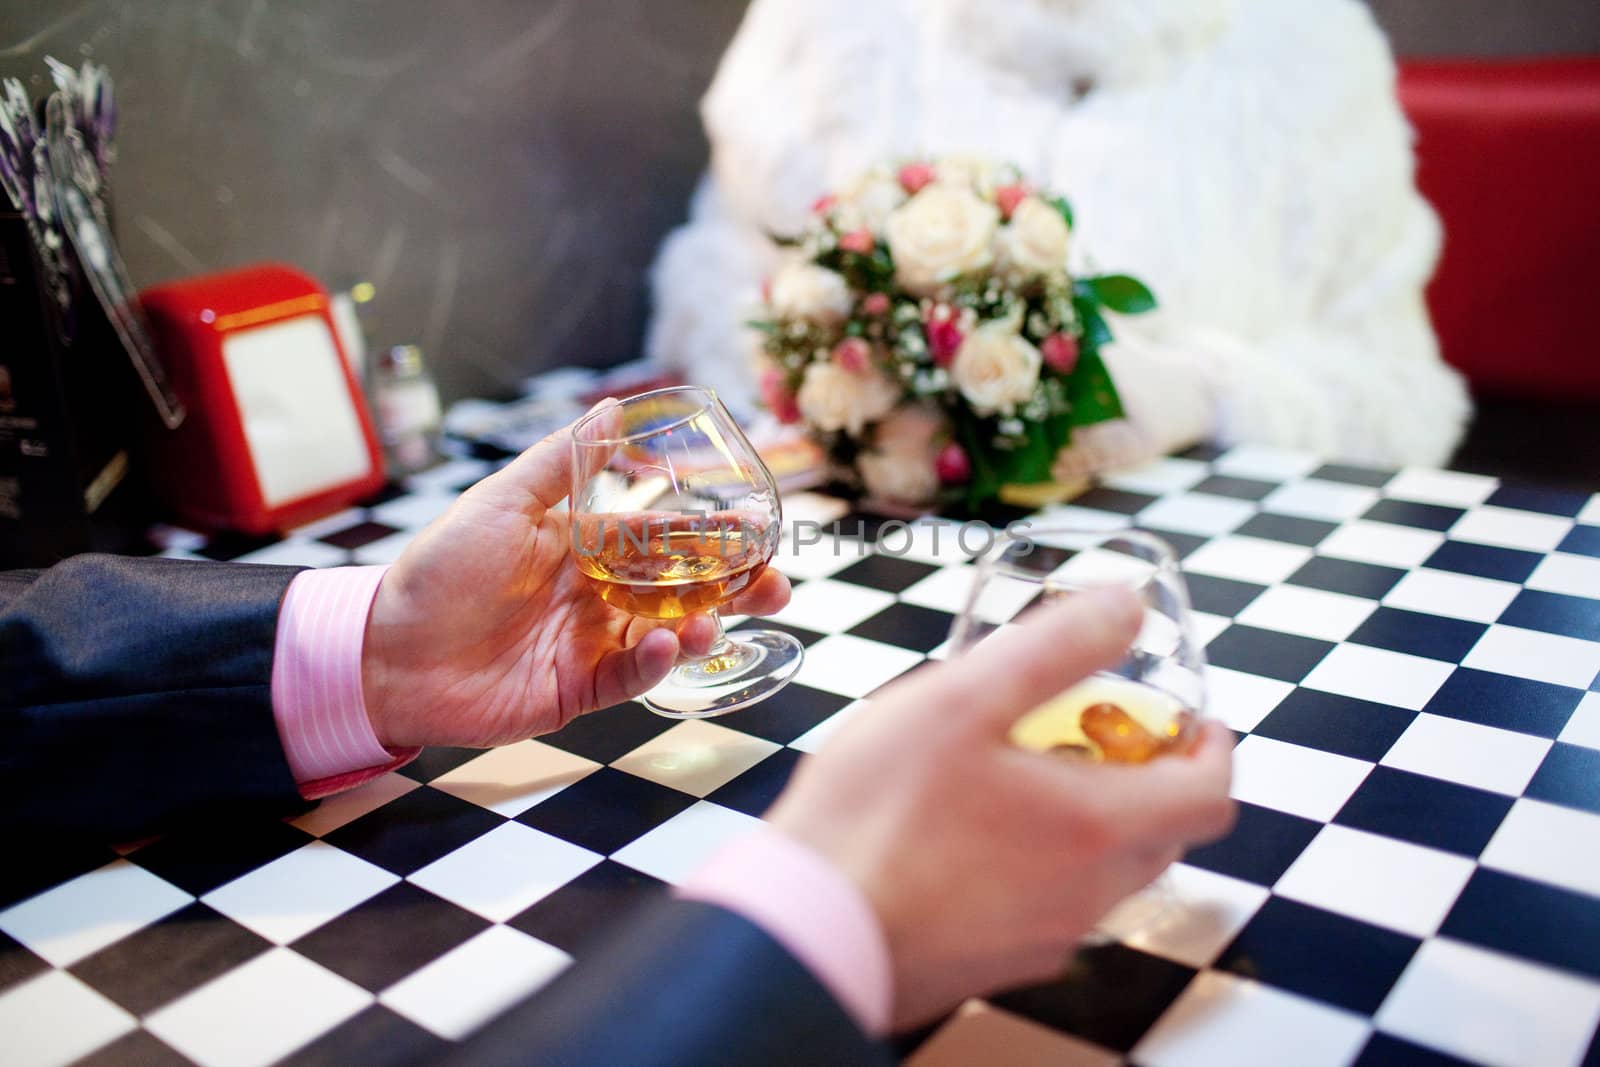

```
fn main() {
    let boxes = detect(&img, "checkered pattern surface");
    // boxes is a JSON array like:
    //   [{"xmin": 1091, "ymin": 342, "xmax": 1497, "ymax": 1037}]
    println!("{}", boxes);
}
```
[{"xmin": 4, "ymin": 444, "xmax": 1600, "ymax": 1067}]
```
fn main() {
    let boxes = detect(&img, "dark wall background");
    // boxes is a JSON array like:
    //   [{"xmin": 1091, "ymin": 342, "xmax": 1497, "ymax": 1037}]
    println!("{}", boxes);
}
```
[
  {"xmin": 1366, "ymin": 0, "xmax": 1600, "ymax": 56},
  {"xmin": 2, "ymin": 1, "xmax": 1597, "ymax": 405},
  {"xmin": 0, "ymin": 0, "xmax": 750, "ymax": 404}
]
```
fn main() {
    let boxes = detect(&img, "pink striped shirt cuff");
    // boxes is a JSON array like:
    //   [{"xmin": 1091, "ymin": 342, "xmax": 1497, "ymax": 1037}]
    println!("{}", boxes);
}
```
[
  {"xmin": 271, "ymin": 565, "xmax": 419, "ymax": 798},
  {"xmin": 677, "ymin": 826, "xmax": 893, "ymax": 1036}
]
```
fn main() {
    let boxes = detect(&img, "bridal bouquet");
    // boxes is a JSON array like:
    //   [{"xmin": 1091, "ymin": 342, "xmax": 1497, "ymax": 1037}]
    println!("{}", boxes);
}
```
[{"xmin": 751, "ymin": 155, "xmax": 1155, "ymax": 509}]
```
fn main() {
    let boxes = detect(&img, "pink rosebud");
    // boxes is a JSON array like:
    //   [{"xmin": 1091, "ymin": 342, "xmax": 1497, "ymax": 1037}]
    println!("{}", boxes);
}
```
[
  {"xmin": 838, "ymin": 228, "xmax": 875, "ymax": 254},
  {"xmin": 861, "ymin": 292, "xmax": 892, "ymax": 316},
  {"xmin": 936, "ymin": 443, "xmax": 972, "ymax": 485},
  {"xmin": 898, "ymin": 162, "xmax": 936, "ymax": 195},
  {"xmin": 1042, "ymin": 333, "xmax": 1080, "ymax": 374},
  {"xmin": 759, "ymin": 367, "xmax": 801, "ymax": 424},
  {"xmin": 811, "ymin": 193, "xmax": 838, "ymax": 216},
  {"xmin": 760, "ymin": 276, "xmax": 772, "ymax": 304},
  {"xmin": 995, "ymin": 183, "xmax": 1032, "ymax": 220},
  {"xmin": 924, "ymin": 308, "xmax": 965, "ymax": 368},
  {"xmin": 831, "ymin": 337, "xmax": 872, "ymax": 374}
]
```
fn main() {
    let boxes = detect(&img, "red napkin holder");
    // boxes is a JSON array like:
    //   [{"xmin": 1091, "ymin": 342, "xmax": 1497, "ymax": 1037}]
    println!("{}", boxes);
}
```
[{"xmin": 140, "ymin": 263, "xmax": 385, "ymax": 534}]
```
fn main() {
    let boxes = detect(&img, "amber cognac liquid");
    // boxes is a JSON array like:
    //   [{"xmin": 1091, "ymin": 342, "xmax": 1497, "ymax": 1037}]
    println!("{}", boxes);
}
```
[
  {"xmin": 1010, "ymin": 674, "xmax": 1194, "ymax": 765},
  {"xmin": 576, "ymin": 526, "xmax": 771, "ymax": 620}
]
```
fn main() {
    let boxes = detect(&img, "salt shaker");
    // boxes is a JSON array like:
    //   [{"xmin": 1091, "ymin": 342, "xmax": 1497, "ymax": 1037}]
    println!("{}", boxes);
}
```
[{"xmin": 372, "ymin": 344, "xmax": 442, "ymax": 475}]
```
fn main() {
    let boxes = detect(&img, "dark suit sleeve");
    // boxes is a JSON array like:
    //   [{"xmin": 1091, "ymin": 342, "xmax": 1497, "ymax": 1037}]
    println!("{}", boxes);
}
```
[
  {"xmin": 1, "ymin": 554, "xmax": 310, "ymax": 841},
  {"xmin": 447, "ymin": 897, "xmax": 893, "ymax": 1067}
]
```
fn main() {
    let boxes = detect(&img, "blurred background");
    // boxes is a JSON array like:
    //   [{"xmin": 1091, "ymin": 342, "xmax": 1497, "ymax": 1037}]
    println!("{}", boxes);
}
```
[{"xmin": 2, "ymin": 0, "xmax": 1597, "ymax": 483}]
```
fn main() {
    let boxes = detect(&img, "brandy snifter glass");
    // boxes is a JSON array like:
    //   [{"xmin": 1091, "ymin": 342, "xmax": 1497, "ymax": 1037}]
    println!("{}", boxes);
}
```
[{"xmin": 570, "ymin": 386, "xmax": 803, "ymax": 718}]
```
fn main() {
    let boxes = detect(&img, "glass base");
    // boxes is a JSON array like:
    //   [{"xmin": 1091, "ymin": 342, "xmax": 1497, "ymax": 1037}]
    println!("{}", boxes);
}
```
[{"xmin": 641, "ymin": 630, "xmax": 805, "ymax": 719}]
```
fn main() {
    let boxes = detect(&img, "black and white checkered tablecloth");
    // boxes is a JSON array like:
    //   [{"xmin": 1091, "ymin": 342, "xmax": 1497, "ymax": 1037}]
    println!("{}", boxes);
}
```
[{"xmin": 3, "ymin": 444, "xmax": 1599, "ymax": 1067}]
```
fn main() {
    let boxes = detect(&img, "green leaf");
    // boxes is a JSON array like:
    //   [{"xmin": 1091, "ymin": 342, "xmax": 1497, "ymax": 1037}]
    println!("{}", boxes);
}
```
[
  {"xmin": 744, "ymin": 320, "xmax": 777, "ymax": 334},
  {"xmin": 1078, "ymin": 275, "xmax": 1158, "ymax": 315},
  {"xmin": 1064, "ymin": 350, "xmax": 1125, "ymax": 426},
  {"xmin": 1000, "ymin": 421, "xmax": 1057, "ymax": 486},
  {"xmin": 954, "ymin": 414, "xmax": 1002, "ymax": 509},
  {"xmin": 819, "ymin": 243, "xmax": 896, "ymax": 294},
  {"xmin": 1072, "ymin": 296, "xmax": 1114, "ymax": 350},
  {"xmin": 950, "ymin": 408, "xmax": 1079, "ymax": 508},
  {"xmin": 1051, "ymin": 196, "xmax": 1075, "ymax": 231}
]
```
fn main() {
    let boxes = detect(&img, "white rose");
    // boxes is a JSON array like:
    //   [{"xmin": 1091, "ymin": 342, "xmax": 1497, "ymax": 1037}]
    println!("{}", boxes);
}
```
[
  {"xmin": 796, "ymin": 360, "xmax": 902, "ymax": 437},
  {"xmin": 858, "ymin": 404, "xmax": 944, "ymax": 503},
  {"xmin": 884, "ymin": 184, "xmax": 999, "ymax": 297},
  {"xmin": 873, "ymin": 402, "xmax": 947, "ymax": 456},
  {"xmin": 994, "ymin": 196, "xmax": 1070, "ymax": 281},
  {"xmin": 951, "ymin": 323, "xmax": 1043, "ymax": 415},
  {"xmin": 859, "ymin": 449, "xmax": 940, "ymax": 506},
  {"xmin": 769, "ymin": 261, "xmax": 853, "ymax": 326},
  {"xmin": 935, "ymin": 155, "xmax": 1002, "ymax": 195},
  {"xmin": 835, "ymin": 173, "xmax": 907, "ymax": 233}
]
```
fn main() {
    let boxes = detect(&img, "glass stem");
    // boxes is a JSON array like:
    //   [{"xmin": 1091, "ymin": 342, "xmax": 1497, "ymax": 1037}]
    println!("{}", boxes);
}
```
[{"xmin": 688, "ymin": 610, "xmax": 733, "ymax": 662}]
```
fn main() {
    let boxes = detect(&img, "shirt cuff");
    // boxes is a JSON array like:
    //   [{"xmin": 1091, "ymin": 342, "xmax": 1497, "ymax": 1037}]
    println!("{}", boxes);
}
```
[
  {"xmin": 676, "ymin": 826, "xmax": 893, "ymax": 1036},
  {"xmin": 271, "ymin": 565, "xmax": 420, "ymax": 798}
]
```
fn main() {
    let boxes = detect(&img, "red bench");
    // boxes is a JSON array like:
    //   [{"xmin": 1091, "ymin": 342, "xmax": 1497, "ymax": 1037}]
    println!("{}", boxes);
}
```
[{"xmin": 1400, "ymin": 58, "xmax": 1600, "ymax": 401}]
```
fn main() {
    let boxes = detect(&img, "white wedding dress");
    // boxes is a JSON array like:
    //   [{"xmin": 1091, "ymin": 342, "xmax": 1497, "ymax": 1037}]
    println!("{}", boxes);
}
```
[{"xmin": 647, "ymin": 0, "xmax": 1471, "ymax": 470}]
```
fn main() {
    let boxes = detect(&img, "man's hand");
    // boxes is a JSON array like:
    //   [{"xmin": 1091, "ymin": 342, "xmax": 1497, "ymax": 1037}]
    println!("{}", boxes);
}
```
[
  {"xmin": 766, "ymin": 586, "xmax": 1236, "ymax": 1030},
  {"xmin": 359, "ymin": 408, "xmax": 791, "ymax": 749}
]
